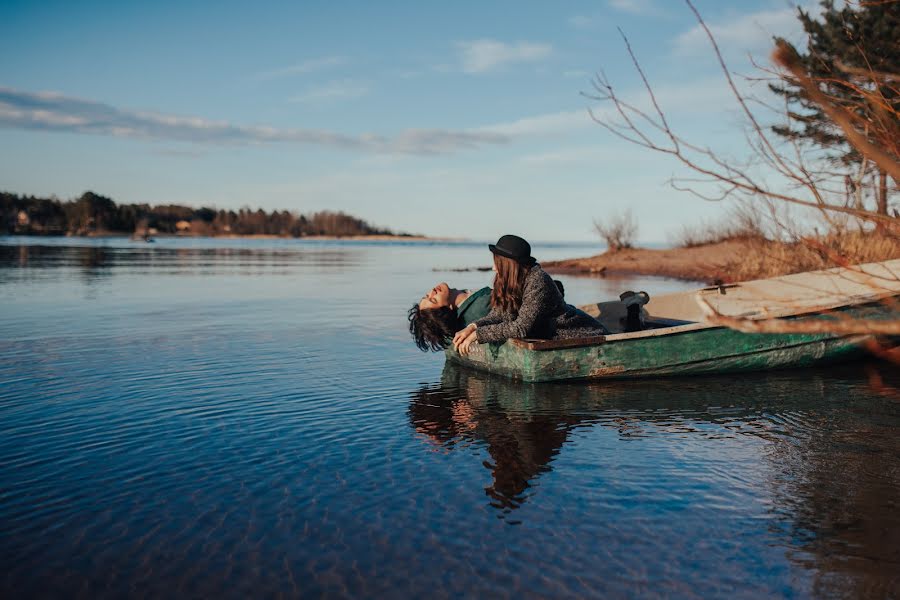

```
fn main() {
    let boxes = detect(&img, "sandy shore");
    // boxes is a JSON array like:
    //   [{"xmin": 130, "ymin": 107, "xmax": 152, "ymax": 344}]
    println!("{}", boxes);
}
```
[{"xmin": 543, "ymin": 240, "xmax": 751, "ymax": 283}]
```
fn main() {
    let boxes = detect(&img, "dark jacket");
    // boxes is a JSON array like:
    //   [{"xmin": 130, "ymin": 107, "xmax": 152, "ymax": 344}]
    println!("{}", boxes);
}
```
[
  {"xmin": 457, "ymin": 286, "xmax": 492, "ymax": 326},
  {"xmin": 474, "ymin": 265, "xmax": 607, "ymax": 343}
]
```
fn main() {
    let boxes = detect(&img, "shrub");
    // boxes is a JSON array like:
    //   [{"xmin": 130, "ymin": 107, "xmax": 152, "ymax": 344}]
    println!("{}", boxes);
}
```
[{"xmin": 595, "ymin": 209, "xmax": 637, "ymax": 252}]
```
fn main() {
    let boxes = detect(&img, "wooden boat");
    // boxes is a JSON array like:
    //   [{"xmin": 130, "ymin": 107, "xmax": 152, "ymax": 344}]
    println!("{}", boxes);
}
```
[{"xmin": 445, "ymin": 259, "xmax": 900, "ymax": 382}]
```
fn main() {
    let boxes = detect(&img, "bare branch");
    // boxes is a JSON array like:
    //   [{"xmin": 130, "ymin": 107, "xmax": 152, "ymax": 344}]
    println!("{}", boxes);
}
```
[
  {"xmin": 695, "ymin": 294, "xmax": 900, "ymax": 335},
  {"xmin": 772, "ymin": 40, "xmax": 900, "ymax": 183}
]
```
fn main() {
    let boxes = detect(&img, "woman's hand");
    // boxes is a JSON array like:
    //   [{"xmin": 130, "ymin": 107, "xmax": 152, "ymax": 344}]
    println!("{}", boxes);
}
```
[
  {"xmin": 452, "ymin": 324, "xmax": 475, "ymax": 347},
  {"xmin": 452, "ymin": 324, "xmax": 478, "ymax": 355},
  {"xmin": 457, "ymin": 330, "xmax": 478, "ymax": 355}
]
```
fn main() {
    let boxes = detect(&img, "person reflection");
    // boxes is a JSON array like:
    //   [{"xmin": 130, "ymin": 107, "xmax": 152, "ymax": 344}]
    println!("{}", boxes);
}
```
[{"xmin": 409, "ymin": 363, "xmax": 592, "ymax": 514}]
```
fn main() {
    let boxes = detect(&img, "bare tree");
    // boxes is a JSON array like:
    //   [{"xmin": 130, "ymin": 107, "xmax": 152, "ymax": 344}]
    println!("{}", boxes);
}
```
[
  {"xmin": 587, "ymin": 2, "xmax": 898, "ymax": 231},
  {"xmin": 595, "ymin": 209, "xmax": 638, "ymax": 252},
  {"xmin": 585, "ymin": 0, "xmax": 899, "ymax": 356}
]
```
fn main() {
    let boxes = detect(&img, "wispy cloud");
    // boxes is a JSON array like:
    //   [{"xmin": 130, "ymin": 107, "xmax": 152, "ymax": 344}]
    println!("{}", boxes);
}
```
[
  {"xmin": 674, "ymin": 6, "xmax": 806, "ymax": 55},
  {"xmin": 391, "ymin": 69, "xmax": 425, "ymax": 79},
  {"xmin": 0, "ymin": 72, "xmax": 746, "ymax": 156},
  {"xmin": 256, "ymin": 56, "xmax": 346, "ymax": 80},
  {"xmin": 517, "ymin": 146, "xmax": 640, "ymax": 166},
  {"xmin": 153, "ymin": 148, "xmax": 205, "ymax": 158},
  {"xmin": 0, "ymin": 86, "xmax": 508, "ymax": 155},
  {"xmin": 456, "ymin": 39, "xmax": 552, "ymax": 74},
  {"xmin": 571, "ymin": 2, "xmax": 660, "ymax": 30},
  {"xmin": 480, "ymin": 75, "xmax": 741, "ymax": 138},
  {"xmin": 608, "ymin": 0, "xmax": 658, "ymax": 16},
  {"xmin": 568, "ymin": 15, "xmax": 594, "ymax": 29},
  {"xmin": 289, "ymin": 79, "xmax": 370, "ymax": 104},
  {"xmin": 478, "ymin": 109, "xmax": 589, "ymax": 137}
]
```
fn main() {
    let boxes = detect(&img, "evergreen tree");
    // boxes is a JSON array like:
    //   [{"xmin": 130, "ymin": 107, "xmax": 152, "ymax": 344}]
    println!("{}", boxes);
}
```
[{"xmin": 770, "ymin": 0, "xmax": 899, "ymax": 214}]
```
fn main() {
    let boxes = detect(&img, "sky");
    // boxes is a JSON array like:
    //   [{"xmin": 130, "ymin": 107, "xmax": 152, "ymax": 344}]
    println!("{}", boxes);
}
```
[{"xmin": 0, "ymin": 0, "xmax": 817, "ymax": 242}]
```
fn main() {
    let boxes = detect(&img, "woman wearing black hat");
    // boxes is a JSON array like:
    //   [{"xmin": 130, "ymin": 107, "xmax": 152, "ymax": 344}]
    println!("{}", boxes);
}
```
[{"xmin": 452, "ymin": 235, "xmax": 606, "ymax": 355}]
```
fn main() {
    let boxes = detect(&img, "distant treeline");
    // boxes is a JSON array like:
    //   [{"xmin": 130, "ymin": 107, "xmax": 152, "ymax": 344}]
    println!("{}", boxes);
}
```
[{"xmin": 1, "ymin": 191, "xmax": 405, "ymax": 237}]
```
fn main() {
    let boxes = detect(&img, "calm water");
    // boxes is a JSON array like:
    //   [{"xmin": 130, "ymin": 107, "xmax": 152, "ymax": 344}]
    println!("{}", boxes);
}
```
[{"xmin": 1, "ymin": 236, "xmax": 899, "ymax": 599}]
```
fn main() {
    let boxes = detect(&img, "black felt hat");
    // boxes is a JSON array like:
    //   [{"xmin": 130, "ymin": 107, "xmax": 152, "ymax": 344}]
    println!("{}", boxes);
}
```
[{"xmin": 489, "ymin": 234, "xmax": 536, "ymax": 266}]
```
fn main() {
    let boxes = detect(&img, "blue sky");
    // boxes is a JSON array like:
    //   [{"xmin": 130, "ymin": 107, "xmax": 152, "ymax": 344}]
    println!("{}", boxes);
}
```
[{"xmin": 0, "ymin": 0, "xmax": 814, "ymax": 242}]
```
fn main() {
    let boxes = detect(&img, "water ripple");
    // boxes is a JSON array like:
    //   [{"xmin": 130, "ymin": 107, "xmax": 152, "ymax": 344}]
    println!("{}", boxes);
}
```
[{"xmin": 2, "ymin": 239, "xmax": 900, "ymax": 598}]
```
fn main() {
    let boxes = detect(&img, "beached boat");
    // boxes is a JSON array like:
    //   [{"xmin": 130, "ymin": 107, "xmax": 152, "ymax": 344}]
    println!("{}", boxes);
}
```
[{"xmin": 445, "ymin": 259, "xmax": 900, "ymax": 382}]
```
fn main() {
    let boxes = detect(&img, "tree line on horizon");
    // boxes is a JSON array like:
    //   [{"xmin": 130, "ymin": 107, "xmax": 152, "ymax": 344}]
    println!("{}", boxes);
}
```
[{"xmin": 0, "ymin": 191, "xmax": 404, "ymax": 238}]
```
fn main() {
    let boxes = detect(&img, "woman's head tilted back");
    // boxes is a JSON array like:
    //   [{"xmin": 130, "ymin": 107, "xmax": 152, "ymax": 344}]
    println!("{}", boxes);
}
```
[
  {"xmin": 488, "ymin": 234, "xmax": 535, "ymax": 314},
  {"xmin": 408, "ymin": 282, "xmax": 463, "ymax": 351}
]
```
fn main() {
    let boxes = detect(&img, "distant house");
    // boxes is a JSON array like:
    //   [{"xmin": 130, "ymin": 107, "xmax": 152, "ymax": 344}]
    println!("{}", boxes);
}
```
[
  {"xmin": 17, "ymin": 210, "xmax": 30, "ymax": 226},
  {"xmin": 175, "ymin": 220, "xmax": 192, "ymax": 232}
]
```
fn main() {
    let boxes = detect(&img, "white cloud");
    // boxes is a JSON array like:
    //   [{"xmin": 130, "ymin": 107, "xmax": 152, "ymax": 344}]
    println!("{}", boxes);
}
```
[
  {"xmin": 674, "ymin": 6, "xmax": 807, "ymax": 55},
  {"xmin": 478, "ymin": 110, "xmax": 590, "ymax": 137},
  {"xmin": 456, "ymin": 39, "xmax": 552, "ymax": 74},
  {"xmin": 519, "ymin": 148, "xmax": 602, "ymax": 165},
  {"xmin": 391, "ymin": 69, "xmax": 424, "ymax": 79},
  {"xmin": 608, "ymin": 0, "xmax": 658, "ymax": 16},
  {"xmin": 256, "ymin": 56, "xmax": 346, "ymax": 80},
  {"xmin": 289, "ymin": 80, "xmax": 370, "ymax": 104},
  {"xmin": 568, "ymin": 15, "xmax": 594, "ymax": 29},
  {"xmin": 0, "ymin": 86, "xmax": 508, "ymax": 155},
  {"xmin": 0, "ymin": 72, "xmax": 753, "ymax": 158},
  {"xmin": 477, "ymin": 75, "xmax": 738, "ymax": 138},
  {"xmin": 572, "ymin": 2, "xmax": 661, "ymax": 30}
]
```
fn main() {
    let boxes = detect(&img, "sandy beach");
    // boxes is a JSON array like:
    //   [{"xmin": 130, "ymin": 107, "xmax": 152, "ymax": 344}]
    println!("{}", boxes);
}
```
[{"xmin": 543, "ymin": 240, "xmax": 754, "ymax": 283}]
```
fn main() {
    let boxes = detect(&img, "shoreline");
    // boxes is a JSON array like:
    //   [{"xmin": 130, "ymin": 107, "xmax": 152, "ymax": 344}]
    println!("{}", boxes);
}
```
[
  {"xmin": 542, "ymin": 240, "xmax": 754, "ymax": 284},
  {"xmin": 2, "ymin": 232, "xmax": 442, "ymax": 242}
]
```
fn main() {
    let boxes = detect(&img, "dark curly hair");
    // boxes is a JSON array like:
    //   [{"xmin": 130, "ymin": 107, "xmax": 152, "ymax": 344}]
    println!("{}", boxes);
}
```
[{"xmin": 408, "ymin": 304, "xmax": 463, "ymax": 352}]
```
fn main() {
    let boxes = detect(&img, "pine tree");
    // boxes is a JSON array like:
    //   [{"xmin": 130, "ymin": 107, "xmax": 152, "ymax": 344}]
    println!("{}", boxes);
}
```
[{"xmin": 770, "ymin": 0, "xmax": 899, "ymax": 214}]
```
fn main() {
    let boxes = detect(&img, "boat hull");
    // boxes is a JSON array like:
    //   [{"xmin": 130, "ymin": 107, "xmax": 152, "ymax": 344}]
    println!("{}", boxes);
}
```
[{"xmin": 446, "ymin": 302, "xmax": 896, "ymax": 382}]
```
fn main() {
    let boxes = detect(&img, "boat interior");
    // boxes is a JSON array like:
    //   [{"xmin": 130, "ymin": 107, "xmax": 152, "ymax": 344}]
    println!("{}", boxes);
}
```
[{"xmin": 510, "ymin": 259, "xmax": 900, "ymax": 351}]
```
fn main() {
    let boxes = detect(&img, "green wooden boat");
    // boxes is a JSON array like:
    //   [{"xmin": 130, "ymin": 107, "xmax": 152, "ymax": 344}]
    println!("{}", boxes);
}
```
[{"xmin": 446, "ymin": 259, "xmax": 900, "ymax": 382}]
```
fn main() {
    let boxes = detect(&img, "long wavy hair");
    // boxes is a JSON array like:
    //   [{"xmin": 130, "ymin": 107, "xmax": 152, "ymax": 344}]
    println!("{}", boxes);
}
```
[
  {"xmin": 408, "ymin": 304, "xmax": 462, "ymax": 352},
  {"xmin": 490, "ymin": 254, "xmax": 529, "ymax": 314}
]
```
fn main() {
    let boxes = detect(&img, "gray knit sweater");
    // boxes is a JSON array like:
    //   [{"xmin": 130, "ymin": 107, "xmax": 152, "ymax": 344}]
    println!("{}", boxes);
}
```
[{"xmin": 474, "ymin": 265, "xmax": 607, "ymax": 343}]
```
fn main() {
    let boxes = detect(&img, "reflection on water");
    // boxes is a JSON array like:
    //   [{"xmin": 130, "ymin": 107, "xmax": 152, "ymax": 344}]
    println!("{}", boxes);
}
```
[
  {"xmin": 411, "ymin": 365, "xmax": 591, "ymax": 516},
  {"xmin": 1, "ymin": 237, "xmax": 899, "ymax": 597},
  {"xmin": 411, "ymin": 364, "xmax": 900, "ymax": 594},
  {"xmin": 0, "ymin": 242, "xmax": 365, "ymax": 275}
]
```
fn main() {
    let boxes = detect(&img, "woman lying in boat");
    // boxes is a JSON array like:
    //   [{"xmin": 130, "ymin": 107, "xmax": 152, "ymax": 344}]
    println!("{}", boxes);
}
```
[
  {"xmin": 408, "ymin": 278, "xmax": 573, "ymax": 352},
  {"xmin": 408, "ymin": 283, "xmax": 493, "ymax": 351},
  {"xmin": 452, "ymin": 234, "xmax": 607, "ymax": 356}
]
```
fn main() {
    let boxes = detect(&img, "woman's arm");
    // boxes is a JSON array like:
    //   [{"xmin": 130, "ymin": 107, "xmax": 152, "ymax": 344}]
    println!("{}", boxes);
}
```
[
  {"xmin": 474, "ymin": 306, "xmax": 504, "ymax": 328},
  {"xmin": 475, "ymin": 272, "xmax": 550, "ymax": 343},
  {"xmin": 451, "ymin": 305, "xmax": 504, "ymax": 354}
]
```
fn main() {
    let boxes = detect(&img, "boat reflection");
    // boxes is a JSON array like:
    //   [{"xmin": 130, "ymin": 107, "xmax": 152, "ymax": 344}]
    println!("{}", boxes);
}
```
[
  {"xmin": 409, "ymin": 363, "xmax": 587, "ymax": 512},
  {"xmin": 408, "ymin": 362, "xmax": 900, "ymax": 569},
  {"xmin": 410, "ymin": 363, "xmax": 818, "ymax": 516}
]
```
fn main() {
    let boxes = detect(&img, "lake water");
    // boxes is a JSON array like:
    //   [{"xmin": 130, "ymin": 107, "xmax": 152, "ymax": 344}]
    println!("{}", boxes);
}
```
[{"xmin": 1, "ymin": 236, "xmax": 899, "ymax": 598}]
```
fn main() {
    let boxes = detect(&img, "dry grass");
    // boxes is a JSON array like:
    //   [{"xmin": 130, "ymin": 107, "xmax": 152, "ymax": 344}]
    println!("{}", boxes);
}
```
[
  {"xmin": 720, "ymin": 230, "xmax": 900, "ymax": 282},
  {"xmin": 674, "ymin": 206, "xmax": 767, "ymax": 248},
  {"xmin": 672, "ymin": 202, "xmax": 900, "ymax": 282},
  {"xmin": 595, "ymin": 209, "xmax": 638, "ymax": 252},
  {"xmin": 675, "ymin": 223, "xmax": 763, "ymax": 248}
]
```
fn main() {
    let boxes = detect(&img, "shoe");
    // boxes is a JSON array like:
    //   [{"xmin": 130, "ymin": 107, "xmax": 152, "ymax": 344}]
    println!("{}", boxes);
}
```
[
  {"xmin": 619, "ymin": 290, "xmax": 650, "ymax": 307},
  {"xmin": 619, "ymin": 291, "xmax": 650, "ymax": 332}
]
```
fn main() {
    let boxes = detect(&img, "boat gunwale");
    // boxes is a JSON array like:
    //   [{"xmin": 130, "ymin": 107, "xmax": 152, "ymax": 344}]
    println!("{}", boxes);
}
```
[{"xmin": 508, "ymin": 293, "xmax": 898, "ymax": 352}]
